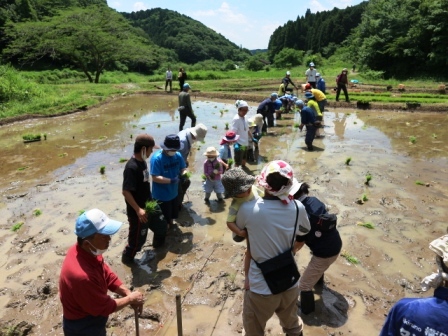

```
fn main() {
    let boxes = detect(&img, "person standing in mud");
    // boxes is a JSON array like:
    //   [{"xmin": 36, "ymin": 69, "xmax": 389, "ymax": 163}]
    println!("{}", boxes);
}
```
[
  {"xmin": 305, "ymin": 62, "xmax": 317, "ymax": 88},
  {"xmin": 231, "ymin": 100, "xmax": 252, "ymax": 168},
  {"xmin": 60, "ymin": 209, "xmax": 145, "ymax": 336},
  {"xmin": 293, "ymin": 182, "xmax": 342, "ymax": 315},
  {"xmin": 296, "ymin": 100, "xmax": 317, "ymax": 151},
  {"xmin": 177, "ymin": 123, "xmax": 207, "ymax": 209},
  {"xmin": 165, "ymin": 67, "xmax": 172, "ymax": 92},
  {"xmin": 236, "ymin": 160, "xmax": 310, "ymax": 336},
  {"xmin": 178, "ymin": 83, "xmax": 196, "ymax": 132},
  {"xmin": 121, "ymin": 134, "xmax": 167, "ymax": 265},
  {"xmin": 380, "ymin": 234, "xmax": 448, "ymax": 336},
  {"xmin": 335, "ymin": 68, "xmax": 350, "ymax": 102},
  {"xmin": 150, "ymin": 134, "xmax": 187, "ymax": 229}
]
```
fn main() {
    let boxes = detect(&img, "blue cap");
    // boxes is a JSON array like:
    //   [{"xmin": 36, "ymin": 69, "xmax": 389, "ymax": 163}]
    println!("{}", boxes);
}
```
[
  {"xmin": 274, "ymin": 99, "xmax": 282, "ymax": 110},
  {"xmin": 183, "ymin": 83, "xmax": 191, "ymax": 89},
  {"xmin": 75, "ymin": 209, "xmax": 122, "ymax": 239},
  {"xmin": 304, "ymin": 92, "xmax": 314, "ymax": 99},
  {"xmin": 271, "ymin": 92, "xmax": 278, "ymax": 98},
  {"xmin": 295, "ymin": 100, "xmax": 304, "ymax": 106}
]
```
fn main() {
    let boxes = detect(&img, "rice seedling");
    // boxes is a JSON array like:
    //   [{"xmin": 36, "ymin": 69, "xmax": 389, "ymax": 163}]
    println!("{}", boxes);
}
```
[
  {"xmin": 119, "ymin": 158, "xmax": 128, "ymax": 163},
  {"xmin": 212, "ymin": 125, "xmax": 217, "ymax": 129},
  {"xmin": 144, "ymin": 200, "xmax": 161, "ymax": 215},
  {"xmin": 415, "ymin": 180, "xmax": 425, "ymax": 185},
  {"xmin": 104, "ymin": 123, "xmax": 109, "ymax": 126},
  {"xmin": 100, "ymin": 165, "xmax": 106, "ymax": 174},
  {"xmin": 58, "ymin": 153, "xmax": 68, "ymax": 157},
  {"xmin": 17, "ymin": 166, "xmax": 29, "ymax": 171},
  {"xmin": 78, "ymin": 210, "xmax": 85, "ymax": 215},
  {"xmin": 201, "ymin": 173, "xmax": 207, "ymax": 180},
  {"xmin": 341, "ymin": 250, "xmax": 360, "ymax": 264},
  {"xmin": 157, "ymin": 124, "xmax": 161, "ymax": 128},
  {"xmin": 22, "ymin": 133, "xmax": 41, "ymax": 141},
  {"xmin": 134, "ymin": 114, "xmax": 137, "ymax": 117},
  {"xmin": 365, "ymin": 174, "xmax": 372, "ymax": 185},
  {"xmin": 225, "ymin": 122, "xmax": 229, "ymax": 130},
  {"xmin": 43, "ymin": 133, "xmax": 47, "ymax": 140},
  {"xmin": 33, "ymin": 209, "xmax": 42, "ymax": 216},
  {"xmin": 132, "ymin": 125, "xmax": 137, "ymax": 128},
  {"xmin": 293, "ymin": 123, "xmax": 300, "ymax": 128},
  {"xmin": 11, "ymin": 222, "xmax": 24, "ymax": 232},
  {"xmin": 361, "ymin": 194, "xmax": 368, "ymax": 202},
  {"xmin": 227, "ymin": 158, "xmax": 234, "ymax": 167},
  {"xmin": 99, "ymin": 136, "xmax": 106, "ymax": 139},
  {"xmin": 432, "ymin": 134, "xmax": 437, "ymax": 138},
  {"xmin": 357, "ymin": 222, "xmax": 375, "ymax": 229},
  {"xmin": 183, "ymin": 171, "xmax": 192, "ymax": 179},
  {"xmin": 130, "ymin": 134, "xmax": 133, "ymax": 139},
  {"xmin": 345, "ymin": 157, "xmax": 352, "ymax": 165},
  {"xmin": 409, "ymin": 136, "xmax": 417, "ymax": 144},
  {"xmin": 141, "ymin": 127, "xmax": 145, "ymax": 130}
]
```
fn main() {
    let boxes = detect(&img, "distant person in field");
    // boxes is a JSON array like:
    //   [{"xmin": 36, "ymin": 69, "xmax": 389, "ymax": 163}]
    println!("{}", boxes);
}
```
[
  {"xmin": 282, "ymin": 71, "xmax": 298, "ymax": 93},
  {"xmin": 305, "ymin": 62, "xmax": 317, "ymax": 88},
  {"xmin": 296, "ymin": 99, "xmax": 317, "ymax": 151},
  {"xmin": 178, "ymin": 67, "xmax": 187, "ymax": 91},
  {"xmin": 165, "ymin": 67, "xmax": 172, "ymax": 92},
  {"xmin": 178, "ymin": 83, "xmax": 196, "ymax": 131},
  {"xmin": 380, "ymin": 234, "xmax": 448, "ymax": 336},
  {"xmin": 336, "ymin": 68, "xmax": 350, "ymax": 103}
]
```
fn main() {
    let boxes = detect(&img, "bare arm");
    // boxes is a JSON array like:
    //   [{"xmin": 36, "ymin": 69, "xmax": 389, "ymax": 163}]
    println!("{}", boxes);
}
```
[
  {"xmin": 122, "ymin": 190, "xmax": 147, "ymax": 223},
  {"xmin": 227, "ymin": 222, "xmax": 247, "ymax": 238},
  {"xmin": 152, "ymin": 175, "xmax": 173, "ymax": 184}
]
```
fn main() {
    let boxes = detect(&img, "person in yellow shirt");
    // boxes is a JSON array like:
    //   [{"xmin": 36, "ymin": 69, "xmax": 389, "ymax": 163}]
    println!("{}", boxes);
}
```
[
  {"xmin": 304, "ymin": 92, "xmax": 323, "ymax": 137},
  {"xmin": 305, "ymin": 83, "xmax": 327, "ymax": 114}
]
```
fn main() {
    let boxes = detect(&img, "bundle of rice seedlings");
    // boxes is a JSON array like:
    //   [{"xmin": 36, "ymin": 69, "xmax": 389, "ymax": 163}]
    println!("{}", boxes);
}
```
[
  {"xmin": 341, "ymin": 250, "xmax": 360, "ymax": 264},
  {"xmin": 357, "ymin": 222, "xmax": 375, "ymax": 229}
]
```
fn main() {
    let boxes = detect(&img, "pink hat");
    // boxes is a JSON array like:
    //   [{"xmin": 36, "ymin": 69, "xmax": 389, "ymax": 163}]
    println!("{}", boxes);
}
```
[{"xmin": 222, "ymin": 130, "xmax": 240, "ymax": 142}]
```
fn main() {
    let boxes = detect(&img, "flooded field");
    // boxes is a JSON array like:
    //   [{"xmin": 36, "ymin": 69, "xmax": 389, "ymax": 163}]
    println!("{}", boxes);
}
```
[{"xmin": 0, "ymin": 94, "xmax": 447, "ymax": 335}]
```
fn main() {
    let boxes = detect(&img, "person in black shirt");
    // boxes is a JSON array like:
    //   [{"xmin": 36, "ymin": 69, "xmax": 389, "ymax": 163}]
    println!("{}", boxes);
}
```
[
  {"xmin": 282, "ymin": 71, "xmax": 298, "ymax": 93},
  {"xmin": 294, "ymin": 183, "xmax": 342, "ymax": 315},
  {"xmin": 121, "ymin": 134, "xmax": 167, "ymax": 265}
]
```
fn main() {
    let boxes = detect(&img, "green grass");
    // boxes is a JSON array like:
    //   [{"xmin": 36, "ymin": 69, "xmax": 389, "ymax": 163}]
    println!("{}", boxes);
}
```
[
  {"xmin": 33, "ymin": 209, "xmax": 42, "ymax": 216},
  {"xmin": 11, "ymin": 222, "xmax": 24, "ymax": 232}
]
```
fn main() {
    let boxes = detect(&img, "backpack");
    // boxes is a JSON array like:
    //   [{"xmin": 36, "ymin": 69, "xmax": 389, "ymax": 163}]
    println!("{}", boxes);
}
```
[{"xmin": 336, "ymin": 74, "xmax": 341, "ymax": 84}]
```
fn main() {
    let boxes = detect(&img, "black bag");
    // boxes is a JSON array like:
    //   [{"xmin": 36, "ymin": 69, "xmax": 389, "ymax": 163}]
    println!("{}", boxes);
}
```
[
  {"xmin": 311, "ymin": 213, "xmax": 337, "ymax": 231},
  {"xmin": 253, "ymin": 201, "xmax": 300, "ymax": 294}
]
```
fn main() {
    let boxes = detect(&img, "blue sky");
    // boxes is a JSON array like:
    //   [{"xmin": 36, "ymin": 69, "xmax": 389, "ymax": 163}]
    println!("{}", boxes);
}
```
[{"xmin": 107, "ymin": 0, "xmax": 365, "ymax": 49}]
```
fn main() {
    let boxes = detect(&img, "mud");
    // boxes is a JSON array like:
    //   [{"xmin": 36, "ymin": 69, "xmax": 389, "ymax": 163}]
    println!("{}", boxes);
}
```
[{"xmin": 0, "ymin": 95, "xmax": 447, "ymax": 335}]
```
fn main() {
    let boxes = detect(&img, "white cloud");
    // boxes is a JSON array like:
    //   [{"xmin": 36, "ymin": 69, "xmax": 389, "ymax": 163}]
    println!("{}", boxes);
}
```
[
  {"xmin": 133, "ymin": 2, "xmax": 147, "ymax": 11},
  {"xmin": 194, "ymin": 2, "xmax": 249, "ymax": 25},
  {"xmin": 309, "ymin": 0, "xmax": 328, "ymax": 12},
  {"xmin": 110, "ymin": 1, "xmax": 121, "ymax": 8}
]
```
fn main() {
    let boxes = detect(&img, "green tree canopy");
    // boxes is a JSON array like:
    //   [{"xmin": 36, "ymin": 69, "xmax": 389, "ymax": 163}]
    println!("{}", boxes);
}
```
[{"xmin": 3, "ymin": 6, "xmax": 165, "ymax": 82}]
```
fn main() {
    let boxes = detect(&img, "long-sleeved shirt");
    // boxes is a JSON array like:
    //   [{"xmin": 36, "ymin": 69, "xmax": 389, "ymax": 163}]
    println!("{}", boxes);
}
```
[
  {"xmin": 257, "ymin": 98, "xmax": 275, "ymax": 114},
  {"xmin": 178, "ymin": 91, "xmax": 193, "ymax": 111},
  {"xmin": 316, "ymin": 78, "xmax": 326, "ymax": 93},
  {"xmin": 300, "ymin": 106, "xmax": 316, "ymax": 125},
  {"xmin": 281, "ymin": 76, "xmax": 296, "ymax": 90},
  {"xmin": 203, "ymin": 158, "xmax": 224, "ymax": 180},
  {"xmin": 59, "ymin": 244, "xmax": 122, "ymax": 320}
]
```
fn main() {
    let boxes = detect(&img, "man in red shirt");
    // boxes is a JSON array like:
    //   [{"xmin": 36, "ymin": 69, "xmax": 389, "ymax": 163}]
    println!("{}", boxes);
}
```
[{"xmin": 59, "ymin": 209, "xmax": 145, "ymax": 336}]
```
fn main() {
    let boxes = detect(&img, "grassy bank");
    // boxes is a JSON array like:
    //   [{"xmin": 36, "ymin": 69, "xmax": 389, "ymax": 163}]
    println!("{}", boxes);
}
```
[{"xmin": 1, "ymin": 64, "xmax": 447, "ymax": 123}]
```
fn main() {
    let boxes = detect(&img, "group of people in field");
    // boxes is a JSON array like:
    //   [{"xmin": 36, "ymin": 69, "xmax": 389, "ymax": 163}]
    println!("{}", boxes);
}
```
[{"xmin": 57, "ymin": 65, "xmax": 448, "ymax": 336}]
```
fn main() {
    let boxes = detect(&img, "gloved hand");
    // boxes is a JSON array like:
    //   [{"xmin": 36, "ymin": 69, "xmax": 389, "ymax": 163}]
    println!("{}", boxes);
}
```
[
  {"xmin": 170, "ymin": 177, "xmax": 180, "ymax": 184},
  {"xmin": 252, "ymin": 138, "xmax": 259, "ymax": 143},
  {"xmin": 234, "ymin": 143, "xmax": 240, "ymax": 151}
]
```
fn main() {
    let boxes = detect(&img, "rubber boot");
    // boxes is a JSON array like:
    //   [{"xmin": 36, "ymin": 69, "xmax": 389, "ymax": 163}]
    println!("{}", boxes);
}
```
[
  {"xmin": 217, "ymin": 193, "xmax": 225, "ymax": 202},
  {"xmin": 300, "ymin": 291, "xmax": 315, "ymax": 315},
  {"xmin": 204, "ymin": 192, "xmax": 211, "ymax": 204}
]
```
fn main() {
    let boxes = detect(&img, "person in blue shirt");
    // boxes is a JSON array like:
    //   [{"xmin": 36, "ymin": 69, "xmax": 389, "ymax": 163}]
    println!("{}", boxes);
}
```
[
  {"xmin": 296, "ymin": 100, "xmax": 317, "ymax": 151},
  {"xmin": 316, "ymin": 73, "xmax": 326, "ymax": 94},
  {"xmin": 380, "ymin": 234, "xmax": 448, "ymax": 336},
  {"xmin": 150, "ymin": 134, "xmax": 187, "ymax": 229},
  {"xmin": 256, "ymin": 93, "xmax": 277, "ymax": 133}
]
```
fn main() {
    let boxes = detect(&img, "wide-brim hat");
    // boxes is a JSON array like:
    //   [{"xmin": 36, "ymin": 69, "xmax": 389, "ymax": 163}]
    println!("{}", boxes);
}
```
[
  {"xmin": 160, "ymin": 134, "xmax": 184, "ymax": 151},
  {"xmin": 221, "ymin": 168, "xmax": 255, "ymax": 197},
  {"xmin": 203, "ymin": 146, "xmax": 219, "ymax": 156},
  {"xmin": 223, "ymin": 130, "xmax": 240, "ymax": 142},
  {"xmin": 190, "ymin": 123, "xmax": 207, "ymax": 141}
]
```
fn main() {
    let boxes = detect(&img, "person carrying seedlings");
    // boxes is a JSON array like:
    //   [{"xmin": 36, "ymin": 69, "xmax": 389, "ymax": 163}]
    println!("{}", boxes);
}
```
[
  {"xmin": 293, "ymin": 182, "xmax": 342, "ymax": 315},
  {"xmin": 178, "ymin": 83, "xmax": 196, "ymax": 131},
  {"xmin": 296, "ymin": 100, "xmax": 317, "ymax": 151},
  {"xmin": 150, "ymin": 134, "xmax": 187, "ymax": 229},
  {"xmin": 336, "ymin": 68, "xmax": 350, "ymax": 102},
  {"xmin": 380, "ymin": 234, "xmax": 448, "ymax": 336},
  {"xmin": 235, "ymin": 160, "xmax": 310, "ymax": 336},
  {"xmin": 121, "ymin": 134, "xmax": 167, "ymax": 265},
  {"xmin": 282, "ymin": 71, "xmax": 298, "ymax": 93},
  {"xmin": 231, "ymin": 100, "xmax": 252, "ymax": 168},
  {"xmin": 305, "ymin": 62, "xmax": 318, "ymax": 88},
  {"xmin": 221, "ymin": 168, "xmax": 264, "ymax": 289},
  {"xmin": 219, "ymin": 130, "xmax": 239, "ymax": 170},
  {"xmin": 256, "ymin": 93, "xmax": 278, "ymax": 132},
  {"xmin": 304, "ymin": 91, "xmax": 323, "ymax": 137},
  {"xmin": 59, "ymin": 209, "xmax": 145, "ymax": 335},
  {"xmin": 202, "ymin": 147, "xmax": 226, "ymax": 204},
  {"xmin": 177, "ymin": 123, "xmax": 208, "ymax": 209}
]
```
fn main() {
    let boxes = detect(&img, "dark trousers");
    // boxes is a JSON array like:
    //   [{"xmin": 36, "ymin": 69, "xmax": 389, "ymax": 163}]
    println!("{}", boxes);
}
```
[
  {"xmin": 158, "ymin": 197, "xmax": 179, "ymax": 224},
  {"xmin": 305, "ymin": 125, "xmax": 317, "ymax": 149},
  {"xmin": 179, "ymin": 79, "xmax": 185, "ymax": 91},
  {"xmin": 177, "ymin": 177, "xmax": 191, "ymax": 208},
  {"xmin": 179, "ymin": 108, "xmax": 196, "ymax": 131},
  {"xmin": 165, "ymin": 79, "xmax": 172, "ymax": 92},
  {"xmin": 336, "ymin": 83, "xmax": 349, "ymax": 102},
  {"xmin": 63, "ymin": 316, "xmax": 107, "ymax": 336},
  {"xmin": 123, "ymin": 216, "xmax": 148, "ymax": 258},
  {"xmin": 308, "ymin": 81, "xmax": 316, "ymax": 88}
]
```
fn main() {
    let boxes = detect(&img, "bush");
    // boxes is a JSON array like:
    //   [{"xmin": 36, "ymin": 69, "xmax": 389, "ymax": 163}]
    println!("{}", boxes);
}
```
[
  {"xmin": 273, "ymin": 48, "xmax": 304, "ymax": 68},
  {"xmin": 0, "ymin": 65, "xmax": 42, "ymax": 103}
]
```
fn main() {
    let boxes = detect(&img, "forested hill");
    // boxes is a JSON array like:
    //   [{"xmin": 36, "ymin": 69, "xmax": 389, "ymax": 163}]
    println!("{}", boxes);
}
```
[
  {"xmin": 121, "ymin": 8, "xmax": 251, "ymax": 64},
  {"xmin": 268, "ymin": 2, "xmax": 368, "ymax": 57}
]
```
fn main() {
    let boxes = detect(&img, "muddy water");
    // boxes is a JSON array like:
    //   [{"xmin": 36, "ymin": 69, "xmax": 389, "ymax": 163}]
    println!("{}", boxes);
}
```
[{"xmin": 0, "ymin": 94, "xmax": 447, "ymax": 336}]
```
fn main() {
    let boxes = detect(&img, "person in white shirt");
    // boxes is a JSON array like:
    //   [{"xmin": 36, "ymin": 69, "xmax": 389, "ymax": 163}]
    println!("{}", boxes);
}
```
[
  {"xmin": 165, "ymin": 68, "xmax": 172, "ymax": 92},
  {"xmin": 305, "ymin": 62, "xmax": 317, "ymax": 89},
  {"xmin": 231, "ymin": 100, "xmax": 252, "ymax": 168}
]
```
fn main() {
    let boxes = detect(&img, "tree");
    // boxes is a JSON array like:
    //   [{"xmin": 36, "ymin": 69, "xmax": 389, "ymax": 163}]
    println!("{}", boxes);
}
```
[
  {"xmin": 272, "ymin": 48, "xmax": 304, "ymax": 68},
  {"xmin": 245, "ymin": 54, "xmax": 266, "ymax": 71},
  {"xmin": 3, "ymin": 6, "xmax": 161, "ymax": 82}
]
